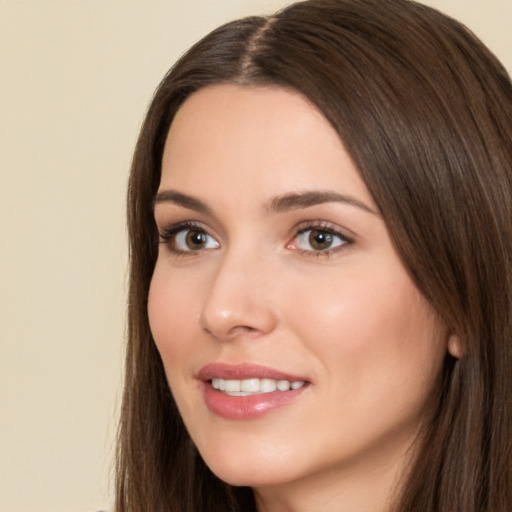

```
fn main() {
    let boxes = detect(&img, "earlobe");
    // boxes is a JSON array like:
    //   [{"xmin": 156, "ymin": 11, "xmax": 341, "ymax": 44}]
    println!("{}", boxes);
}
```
[{"xmin": 447, "ymin": 334, "xmax": 463, "ymax": 359}]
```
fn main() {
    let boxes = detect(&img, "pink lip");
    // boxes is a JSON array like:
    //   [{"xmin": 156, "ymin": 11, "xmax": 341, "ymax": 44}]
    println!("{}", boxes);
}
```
[
  {"xmin": 198, "ymin": 363, "xmax": 310, "ymax": 420},
  {"xmin": 198, "ymin": 362, "xmax": 308, "ymax": 382}
]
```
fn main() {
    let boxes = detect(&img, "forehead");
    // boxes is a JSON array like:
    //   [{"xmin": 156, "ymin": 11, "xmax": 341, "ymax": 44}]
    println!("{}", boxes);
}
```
[{"xmin": 160, "ymin": 84, "xmax": 375, "ymax": 210}]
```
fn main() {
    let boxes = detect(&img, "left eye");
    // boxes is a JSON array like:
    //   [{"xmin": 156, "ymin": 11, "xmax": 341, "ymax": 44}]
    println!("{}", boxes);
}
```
[{"xmin": 290, "ymin": 228, "xmax": 348, "ymax": 252}]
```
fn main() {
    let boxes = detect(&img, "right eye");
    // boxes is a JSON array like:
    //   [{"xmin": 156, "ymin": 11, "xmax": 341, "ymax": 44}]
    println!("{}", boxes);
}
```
[{"xmin": 159, "ymin": 224, "xmax": 220, "ymax": 253}]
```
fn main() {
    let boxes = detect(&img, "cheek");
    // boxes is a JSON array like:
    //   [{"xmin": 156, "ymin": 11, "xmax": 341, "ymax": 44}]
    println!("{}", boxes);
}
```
[
  {"xmin": 147, "ymin": 265, "xmax": 209, "ymax": 424},
  {"xmin": 285, "ymin": 263, "xmax": 446, "ymax": 391},
  {"xmin": 284, "ymin": 264, "xmax": 391, "ymax": 350},
  {"xmin": 147, "ymin": 265, "xmax": 199, "ymax": 369}
]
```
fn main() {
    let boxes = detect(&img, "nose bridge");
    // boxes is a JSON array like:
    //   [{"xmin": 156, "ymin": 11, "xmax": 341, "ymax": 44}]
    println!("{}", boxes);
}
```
[{"xmin": 199, "ymin": 241, "xmax": 277, "ymax": 340}]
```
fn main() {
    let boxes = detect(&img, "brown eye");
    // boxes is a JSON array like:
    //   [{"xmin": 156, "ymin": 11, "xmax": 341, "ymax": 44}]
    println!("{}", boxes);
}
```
[
  {"xmin": 185, "ymin": 230, "xmax": 208, "ymax": 250},
  {"xmin": 289, "ymin": 226, "xmax": 349, "ymax": 253},
  {"xmin": 167, "ymin": 226, "xmax": 219, "ymax": 253},
  {"xmin": 308, "ymin": 229, "xmax": 334, "ymax": 250}
]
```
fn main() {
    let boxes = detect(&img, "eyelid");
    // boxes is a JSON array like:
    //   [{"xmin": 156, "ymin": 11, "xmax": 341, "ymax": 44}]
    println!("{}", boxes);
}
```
[
  {"xmin": 158, "ymin": 220, "xmax": 220, "ymax": 254},
  {"xmin": 291, "ymin": 220, "xmax": 355, "ymax": 240},
  {"xmin": 286, "ymin": 220, "xmax": 354, "ymax": 256}
]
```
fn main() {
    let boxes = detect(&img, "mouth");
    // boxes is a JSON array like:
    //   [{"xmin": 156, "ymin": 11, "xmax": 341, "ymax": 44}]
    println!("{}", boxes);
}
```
[
  {"xmin": 210, "ymin": 377, "xmax": 307, "ymax": 396},
  {"xmin": 198, "ymin": 363, "xmax": 311, "ymax": 419}
]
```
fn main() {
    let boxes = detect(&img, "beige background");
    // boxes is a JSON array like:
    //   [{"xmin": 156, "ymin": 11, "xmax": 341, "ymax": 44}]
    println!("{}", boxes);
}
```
[{"xmin": 1, "ymin": 1, "xmax": 510, "ymax": 511}]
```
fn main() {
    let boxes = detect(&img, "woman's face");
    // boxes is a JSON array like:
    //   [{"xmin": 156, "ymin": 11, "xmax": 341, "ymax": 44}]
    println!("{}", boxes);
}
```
[{"xmin": 149, "ymin": 84, "xmax": 450, "ymax": 500}]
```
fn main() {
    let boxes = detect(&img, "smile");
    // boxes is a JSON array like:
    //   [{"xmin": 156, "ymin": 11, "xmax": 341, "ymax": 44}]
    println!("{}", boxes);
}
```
[
  {"xmin": 211, "ymin": 377, "xmax": 307, "ymax": 395},
  {"xmin": 199, "ymin": 363, "xmax": 310, "ymax": 419}
]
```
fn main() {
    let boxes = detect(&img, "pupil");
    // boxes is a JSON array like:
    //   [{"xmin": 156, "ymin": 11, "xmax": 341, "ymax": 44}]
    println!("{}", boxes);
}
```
[
  {"xmin": 187, "ymin": 230, "xmax": 206, "ymax": 249},
  {"xmin": 310, "ymin": 230, "xmax": 332, "ymax": 250}
]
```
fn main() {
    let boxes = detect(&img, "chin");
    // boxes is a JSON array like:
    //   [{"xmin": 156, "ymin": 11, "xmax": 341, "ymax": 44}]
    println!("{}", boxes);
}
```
[
  {"xmin": 198, "ymin": 443, "xmax": 300, "ymax": 488},
  {"xmin": 210, "ymin": 466, "xmax": 293, "ymax": 489}
]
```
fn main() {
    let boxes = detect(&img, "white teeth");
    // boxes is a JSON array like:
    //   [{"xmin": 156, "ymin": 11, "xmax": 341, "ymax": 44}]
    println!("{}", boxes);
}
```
[
  {"xmin": 260, "ymin": 378, "xmax": 277, "ymax": 393},
  {"xmin": 211, "ymin": 378, "xmax": 306, "ymax": 395},
  {"xmin": 241, "ymin": 378, "xmax": 260, "ymax": 392},
  {"xmin": 277, "ymin": 380, "xmax": 291, "ymax": 391},
  {"xmin": 211, "ymin": 378, "xmax": 225, "ymax": 390},
  {"xmin": 224, "ymin": 380, "xmax": 241, "ymax": 392}
]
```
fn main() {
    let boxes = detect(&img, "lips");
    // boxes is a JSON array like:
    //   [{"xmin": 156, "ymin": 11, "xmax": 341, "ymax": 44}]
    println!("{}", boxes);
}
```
[
  {"xmin": 198, "ymin": 363, "xmax": 310, "ymax": 420},
  {"xmin": 198, "ymin": 362, "xmax": 308, "ymax": 382}
]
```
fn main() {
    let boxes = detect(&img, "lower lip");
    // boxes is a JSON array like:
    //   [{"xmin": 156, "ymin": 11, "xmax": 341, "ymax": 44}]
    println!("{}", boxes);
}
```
[{"xmin": 203, "ymin": 382, "xmax": 308, "ymax": 420}]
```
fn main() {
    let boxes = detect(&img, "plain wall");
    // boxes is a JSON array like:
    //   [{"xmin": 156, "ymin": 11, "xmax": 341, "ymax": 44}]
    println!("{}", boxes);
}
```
[{"xmin": 1, "ymin": 1, "xmax": 510, "ymax": 511}]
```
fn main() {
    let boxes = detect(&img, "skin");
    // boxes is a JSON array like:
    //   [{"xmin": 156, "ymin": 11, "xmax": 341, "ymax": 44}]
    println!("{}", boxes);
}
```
[{"xmin": 148, "ymin": 84, "xmax": 455, "ymax": 512}]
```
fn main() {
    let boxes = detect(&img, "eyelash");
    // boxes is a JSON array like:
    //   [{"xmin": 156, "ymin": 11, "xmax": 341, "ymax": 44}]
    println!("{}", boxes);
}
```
[
  {"xmin": 158, "ymin": 221, "xmax": 217, "ymax": 255},
  {"xmin": 157, "ymin": 220, "xmax": 353, "ymax": 258},
  {"xmin": 289, "ymin": 221, "xmax": 353, "ymax": 258}
]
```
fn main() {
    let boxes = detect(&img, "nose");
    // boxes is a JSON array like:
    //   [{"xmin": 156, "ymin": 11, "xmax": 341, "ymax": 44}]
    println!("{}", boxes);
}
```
[{"xmin": 199, "ymin": 249, "xmax": 278, "ymax": 341}]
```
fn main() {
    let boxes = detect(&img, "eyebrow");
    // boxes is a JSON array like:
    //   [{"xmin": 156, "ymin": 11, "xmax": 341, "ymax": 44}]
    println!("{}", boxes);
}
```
[
  {"xmin": 154, "ymin": 189, "xmax": 379, "ymax": 217},
  {"xmin": 154, "ymin": 189, "xmax": 212, "ymax": 215},
  {"xmin": 266, "ymin": 191, "xmax": 379, "ymax": 216}
]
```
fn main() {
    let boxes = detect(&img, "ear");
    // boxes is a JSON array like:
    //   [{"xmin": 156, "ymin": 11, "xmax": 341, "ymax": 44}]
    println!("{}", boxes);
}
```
[{"xmin": 447, "ymin": 334, "xmax": 463, "ymax": 359}]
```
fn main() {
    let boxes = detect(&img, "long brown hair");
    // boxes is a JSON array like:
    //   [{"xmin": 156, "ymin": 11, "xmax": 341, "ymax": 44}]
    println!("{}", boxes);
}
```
[{"xmin": 117, "ymin": 1, "xmax": 512, "ymax": 510}]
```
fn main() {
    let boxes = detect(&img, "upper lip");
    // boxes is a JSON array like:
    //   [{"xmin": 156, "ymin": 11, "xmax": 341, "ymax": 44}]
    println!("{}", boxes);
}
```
[{"xmin": 198, "ymin": 363, "xmax": 309, "ymax": 383}]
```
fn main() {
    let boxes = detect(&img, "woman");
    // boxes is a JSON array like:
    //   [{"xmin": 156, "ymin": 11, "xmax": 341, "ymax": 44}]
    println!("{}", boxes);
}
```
[{"xmin": 116, "ymin": 0, "xmax": 512, "ymax": 510}]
